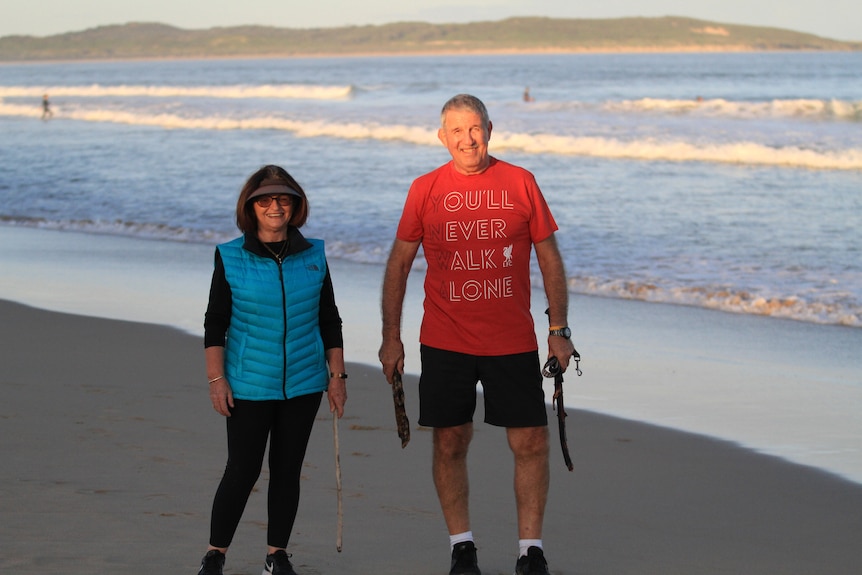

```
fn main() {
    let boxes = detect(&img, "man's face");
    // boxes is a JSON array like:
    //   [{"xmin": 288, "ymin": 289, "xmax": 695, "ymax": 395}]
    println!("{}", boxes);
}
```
[{"xmin": 438, "ymin": 108, "xmax": 492, "ymax": 175}]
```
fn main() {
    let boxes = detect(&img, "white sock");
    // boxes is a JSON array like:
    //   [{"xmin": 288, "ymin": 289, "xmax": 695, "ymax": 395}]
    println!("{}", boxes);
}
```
[
  {"xmin": 519, "ymin": 539, "xmax": 542, "ymax": 557},
  {"xmin": 450, "ymin": 531, "xmax": 474, "ymax": 549}
]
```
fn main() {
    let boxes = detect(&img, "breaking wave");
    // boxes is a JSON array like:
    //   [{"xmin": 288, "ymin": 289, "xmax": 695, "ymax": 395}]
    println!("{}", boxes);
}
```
[
  {"xmin": 0, "ymin": 84, "xmax": 355, "ymax": 100},
  {"xmin": 2, "ymin": 101, "xmax": 860, "ymax": 170},
  {"xmin": 0, "ymin": 214, "xmax": 233, "ymax": 244},
  {"xmin": 560, "ymin": 275, "xmax": 861, "ymax": 328},
  {"xmin": 606, "ymin": 97, "xmax": 862, "ymax": 122},
  {"xmin": 2, "ymin": 214, "xmax": 859, "ymax": 328}
]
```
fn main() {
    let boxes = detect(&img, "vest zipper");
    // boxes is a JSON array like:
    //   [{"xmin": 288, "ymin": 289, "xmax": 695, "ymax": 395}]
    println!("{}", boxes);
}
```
[{"xmin": 278, "ymin": 259, "xmax": 288, "ymax": 400}]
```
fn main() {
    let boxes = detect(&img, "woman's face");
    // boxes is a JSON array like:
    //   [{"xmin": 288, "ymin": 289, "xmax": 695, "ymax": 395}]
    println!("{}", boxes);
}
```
[{"xmin": 252, "ymin": 194, "xmax": 293, "ymax": 236}]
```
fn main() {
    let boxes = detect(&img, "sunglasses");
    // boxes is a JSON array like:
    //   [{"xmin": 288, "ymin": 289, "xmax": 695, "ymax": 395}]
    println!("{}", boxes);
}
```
[{"xmin": 255, "ymin": 195, "xmax": 293, "ymax": 208}]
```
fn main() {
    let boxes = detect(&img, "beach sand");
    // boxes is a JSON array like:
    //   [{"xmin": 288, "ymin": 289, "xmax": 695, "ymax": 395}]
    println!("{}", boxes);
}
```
[{"xmin": 2, "ymin": 298, "xmax": 861, "ymax": 575}]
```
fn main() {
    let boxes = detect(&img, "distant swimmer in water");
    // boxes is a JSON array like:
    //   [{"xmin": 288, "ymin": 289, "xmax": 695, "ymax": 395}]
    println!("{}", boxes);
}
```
[
  {"xmin": 523, "ymin": 86, "xmax": 534, "ymax": 103},
  {"xmin": 41, "ymin": 94, "xmax": 53, "ymax": 120}
]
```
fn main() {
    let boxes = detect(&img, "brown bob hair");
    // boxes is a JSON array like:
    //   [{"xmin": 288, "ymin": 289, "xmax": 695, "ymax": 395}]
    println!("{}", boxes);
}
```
[{"xmin": 235, "ymin": 165, "xmax": 310, "ymax": 234}]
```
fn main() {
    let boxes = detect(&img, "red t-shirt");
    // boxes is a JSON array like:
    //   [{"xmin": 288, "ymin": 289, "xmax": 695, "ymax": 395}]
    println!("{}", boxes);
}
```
[{"xmin": 397, "ymin": 157, "xmax": 558, "ymax": 355}]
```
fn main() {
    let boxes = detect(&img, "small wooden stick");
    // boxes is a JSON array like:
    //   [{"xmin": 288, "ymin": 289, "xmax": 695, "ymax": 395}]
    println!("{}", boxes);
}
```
[
  {"xmin": 392, "ymin": 371, "xmax": 410, "ymax": 448},
  {"xmin": 333, "ymin": 412, "xmax": 343, "ymax": 552}
]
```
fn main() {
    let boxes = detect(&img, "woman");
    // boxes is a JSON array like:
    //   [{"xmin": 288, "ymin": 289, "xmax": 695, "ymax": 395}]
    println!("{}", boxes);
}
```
[{"xmin": 197, "ymin": 165, "xmax": 347, "ymax": 575}]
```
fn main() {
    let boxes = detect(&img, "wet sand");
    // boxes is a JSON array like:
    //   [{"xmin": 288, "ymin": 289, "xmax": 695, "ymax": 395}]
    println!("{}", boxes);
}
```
[{"xmin": 1, "ymin": 299, "xmax": 861, "ymax": 574}]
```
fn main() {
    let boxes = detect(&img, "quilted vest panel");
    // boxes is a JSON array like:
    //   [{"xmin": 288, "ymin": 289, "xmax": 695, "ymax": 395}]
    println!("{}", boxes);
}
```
[{"xmin": 218, "ymin": 236, "xmax": 329, "ymax": 400}]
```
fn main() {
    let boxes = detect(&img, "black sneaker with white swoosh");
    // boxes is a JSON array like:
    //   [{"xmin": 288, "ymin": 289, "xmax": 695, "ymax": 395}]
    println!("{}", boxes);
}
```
[
  {"xmin": 262, "ymin": 550, "xmax": 298, "ymax": 575},
  {"xmin": 197, "ymin": 550, "xmax": 225, "ymax": 575}
]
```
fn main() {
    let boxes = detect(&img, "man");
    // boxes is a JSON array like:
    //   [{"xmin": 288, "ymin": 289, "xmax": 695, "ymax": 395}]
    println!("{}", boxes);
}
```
[
  {"xmin": 379, "ymin": 94, "xmax": 575, "ymax": 575},
  {"xmin": 41, "ymin": 94, "xmax": 53, "ymax": 120}
]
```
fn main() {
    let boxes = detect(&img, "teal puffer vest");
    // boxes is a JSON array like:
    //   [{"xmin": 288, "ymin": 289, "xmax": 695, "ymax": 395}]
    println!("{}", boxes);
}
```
[{"xmin": 218, "ymin": 236, "xmax": 328, "ymax": 400}]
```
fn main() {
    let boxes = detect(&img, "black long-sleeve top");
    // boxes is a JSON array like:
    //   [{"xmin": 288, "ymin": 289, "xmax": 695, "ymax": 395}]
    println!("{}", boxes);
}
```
[{"xmin": 204, "ymin": 227, "xmax": 344, "ymax": 350}]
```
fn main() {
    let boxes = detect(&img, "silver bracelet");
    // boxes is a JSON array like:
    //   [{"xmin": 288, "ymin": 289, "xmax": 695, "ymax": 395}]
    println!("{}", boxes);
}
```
[{"xmin": 208, "ymin": 375, "xmax": 225, "ymax": 384}]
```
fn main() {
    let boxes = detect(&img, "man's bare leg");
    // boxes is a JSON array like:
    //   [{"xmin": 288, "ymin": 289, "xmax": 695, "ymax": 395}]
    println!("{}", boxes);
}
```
[
  {"xmin": 507, "ymin": 425, "xmax": 550, "ymax": 539},
  {"xmin": 433, "ymin": 423, "xmax": 474, "ymax": 535}
]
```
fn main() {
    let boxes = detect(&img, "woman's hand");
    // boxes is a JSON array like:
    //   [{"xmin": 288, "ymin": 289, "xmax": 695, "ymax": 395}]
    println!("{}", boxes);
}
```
[
  {"xmin": 209, "ymin": 378, "xmax": 234, "ymax": 417},
  {"xmin": 328, "ymin": 377, "xmax": 347, "ymax": 419}
]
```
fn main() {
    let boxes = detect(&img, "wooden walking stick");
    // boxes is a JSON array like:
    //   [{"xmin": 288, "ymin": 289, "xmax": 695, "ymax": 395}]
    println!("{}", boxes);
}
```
[{"xmin": 333, "ymin": 413, "xmax": 343, "ymax": 551}]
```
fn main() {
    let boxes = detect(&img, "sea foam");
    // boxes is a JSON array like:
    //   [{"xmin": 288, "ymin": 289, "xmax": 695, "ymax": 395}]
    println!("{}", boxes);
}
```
[
  {"xmin": 0, "ymin": 84, "xmax": 355, "ymax": 100},
  {"xmin": 2, "ymin": 101, "xmax": 859, "ymax": 171}
]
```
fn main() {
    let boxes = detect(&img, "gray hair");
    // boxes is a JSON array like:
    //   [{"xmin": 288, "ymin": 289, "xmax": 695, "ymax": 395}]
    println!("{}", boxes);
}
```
[{"xmin": 440, "ymin": 94, "xmax": 490, "ymax": 130}]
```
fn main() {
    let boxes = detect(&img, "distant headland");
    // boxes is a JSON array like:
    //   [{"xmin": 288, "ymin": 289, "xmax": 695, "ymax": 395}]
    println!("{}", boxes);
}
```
[{"xmin": 1, "ymin": 16, "xmax": 859, "ymax": 62}]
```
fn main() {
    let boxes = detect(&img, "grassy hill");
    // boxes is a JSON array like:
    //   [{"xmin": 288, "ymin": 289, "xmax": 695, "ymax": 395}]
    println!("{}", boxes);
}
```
[{"xmin": 1, "ymin": 16, "xmax": 859, "ymax": 61}]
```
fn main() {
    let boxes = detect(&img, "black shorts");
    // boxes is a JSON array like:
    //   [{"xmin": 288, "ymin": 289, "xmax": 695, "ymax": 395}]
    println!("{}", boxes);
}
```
[{"xmin": 417, "ymin": 345, "xmax": 547, "ymax": 428}]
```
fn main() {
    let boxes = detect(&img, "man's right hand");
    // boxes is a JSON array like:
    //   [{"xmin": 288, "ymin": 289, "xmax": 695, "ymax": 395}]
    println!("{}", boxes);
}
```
[{"xmin": 379, "ymin": 337, "xmax": 406, "ymax": 385}]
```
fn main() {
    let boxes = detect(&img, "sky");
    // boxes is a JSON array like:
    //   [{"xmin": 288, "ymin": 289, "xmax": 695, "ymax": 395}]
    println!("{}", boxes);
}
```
[{"xmin": 2, "ymin": 0, "xmax": 860, "ymax": 42}]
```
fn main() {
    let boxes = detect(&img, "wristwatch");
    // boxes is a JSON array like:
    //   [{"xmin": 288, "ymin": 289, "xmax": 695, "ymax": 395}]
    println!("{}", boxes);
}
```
[{"xmin": 549, "ymin": 326, "xmax": 571, "ymax": 339}]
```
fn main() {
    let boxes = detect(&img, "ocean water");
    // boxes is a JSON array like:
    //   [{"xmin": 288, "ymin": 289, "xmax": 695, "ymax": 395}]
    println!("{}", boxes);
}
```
[
  {"xmin": 1, "ymin": 52, "xmax": 861, "ymax": 326},
  {"xmin": 1, "ymin": 52, "xmax": 861, "ymax": 482}
]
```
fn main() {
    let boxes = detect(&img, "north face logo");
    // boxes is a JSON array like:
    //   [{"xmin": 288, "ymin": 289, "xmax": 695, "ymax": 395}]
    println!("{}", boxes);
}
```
[{"xmin": 306, "ymin": 264, "xmax": 320, "ymax": 271}]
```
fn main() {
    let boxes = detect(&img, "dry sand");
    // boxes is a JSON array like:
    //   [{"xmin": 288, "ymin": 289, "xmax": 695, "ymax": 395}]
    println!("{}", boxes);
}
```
[{"xmin": 1, "ymin": 299, "xmax": 860, "ymax": 574}]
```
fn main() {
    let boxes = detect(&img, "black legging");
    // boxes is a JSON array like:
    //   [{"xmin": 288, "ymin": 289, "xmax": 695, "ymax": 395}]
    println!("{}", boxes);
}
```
[{"xmin": 209, "ymin": 392, "xmax": 323, "ymax": 549}]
